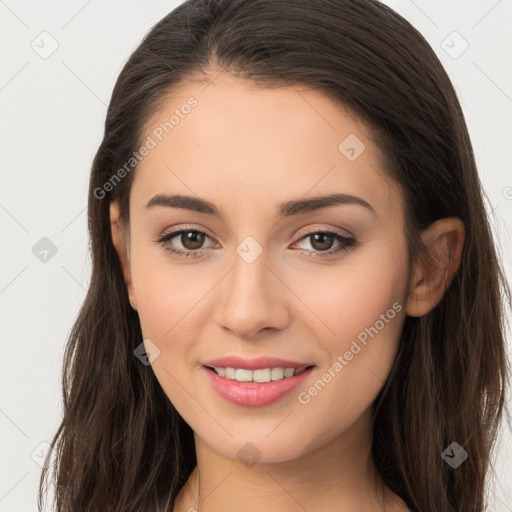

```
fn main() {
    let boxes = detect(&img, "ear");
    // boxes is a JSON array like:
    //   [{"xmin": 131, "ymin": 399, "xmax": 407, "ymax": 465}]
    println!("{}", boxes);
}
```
[
  {"xmin": 109, "ymin": 201, "xmax": 137, "ymax": 311},
  {"xmin": 406, "ymin": 217, "xmax": 465, "ymax": 317}
]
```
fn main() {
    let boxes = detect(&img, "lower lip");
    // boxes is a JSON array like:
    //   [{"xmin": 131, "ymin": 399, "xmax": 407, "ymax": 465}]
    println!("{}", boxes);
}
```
[{"xmin": 202, "ymin": 366, "xmax": 315, "ymax": 407}]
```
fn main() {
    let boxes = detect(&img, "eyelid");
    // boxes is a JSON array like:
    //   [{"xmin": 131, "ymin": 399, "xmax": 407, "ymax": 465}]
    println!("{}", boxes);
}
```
[
  {"xmin": 294, "ymin": 224, "xmax": 354, "ymax": 239},
  {"xmin": 159, "ymin": 223, "xmax": 216, "ymax": 240}
]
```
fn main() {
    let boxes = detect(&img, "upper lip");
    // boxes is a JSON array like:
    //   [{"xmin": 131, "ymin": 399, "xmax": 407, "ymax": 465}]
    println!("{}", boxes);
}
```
[{"xmin": 202, "ymin": 356, "xmax": 315, "ymax": 371}]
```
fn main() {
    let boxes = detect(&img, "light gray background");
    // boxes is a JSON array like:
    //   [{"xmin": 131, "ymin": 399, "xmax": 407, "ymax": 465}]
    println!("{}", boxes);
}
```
[{"xmin": 1, "ymin": 1, "xmax": 511, "ymax": 510}]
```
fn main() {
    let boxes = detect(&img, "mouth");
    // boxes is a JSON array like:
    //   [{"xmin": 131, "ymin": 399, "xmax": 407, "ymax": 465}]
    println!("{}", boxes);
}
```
[{"xmin": 201, "ymin": 359, "xmax": 317, "ymax": 407}]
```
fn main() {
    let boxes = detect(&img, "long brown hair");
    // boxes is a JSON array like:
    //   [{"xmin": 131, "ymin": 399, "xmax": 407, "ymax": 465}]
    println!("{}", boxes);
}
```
[{"xmin": 38, "ymin": 1, "xmax": 511, "ymax": 510}]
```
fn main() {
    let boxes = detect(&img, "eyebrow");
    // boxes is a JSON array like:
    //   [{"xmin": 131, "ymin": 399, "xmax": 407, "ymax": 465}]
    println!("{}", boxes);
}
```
[{"xmin": 145, "ymin": 192, "xmax": 376, "ymax": 219}]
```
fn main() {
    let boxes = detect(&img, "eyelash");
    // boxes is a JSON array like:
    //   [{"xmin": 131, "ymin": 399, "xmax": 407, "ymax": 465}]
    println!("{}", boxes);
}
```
[{"xmin": 155, "ymin": 225, "xmax": 356, "ymax": 260}]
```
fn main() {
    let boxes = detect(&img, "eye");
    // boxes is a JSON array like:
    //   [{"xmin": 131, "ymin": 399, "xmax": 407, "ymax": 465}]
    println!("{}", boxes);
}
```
[
  {"xmin": 290, "ymin": 228, "xmax": 356, "ymax": 258},
  {"xmin": 155, "ymin": 227, "xmax": 217, "ymax": 259}
]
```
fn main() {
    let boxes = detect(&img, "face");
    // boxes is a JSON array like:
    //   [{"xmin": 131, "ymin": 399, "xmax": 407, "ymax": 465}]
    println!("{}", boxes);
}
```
[{"xmin": 116, "ymin": 70, "xmax": 411, "ymax": 463}]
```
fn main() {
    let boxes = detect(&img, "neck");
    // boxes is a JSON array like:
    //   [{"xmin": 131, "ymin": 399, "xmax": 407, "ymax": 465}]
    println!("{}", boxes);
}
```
[{"xmin": 174, "ymin": 407, "xmax": 407, "ymax": 512}]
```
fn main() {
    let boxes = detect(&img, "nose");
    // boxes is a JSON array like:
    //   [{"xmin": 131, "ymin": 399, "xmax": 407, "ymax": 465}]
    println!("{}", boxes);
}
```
[{"xmin": 213, "ymin": 249, "xmax": 290, "ymax": 339}]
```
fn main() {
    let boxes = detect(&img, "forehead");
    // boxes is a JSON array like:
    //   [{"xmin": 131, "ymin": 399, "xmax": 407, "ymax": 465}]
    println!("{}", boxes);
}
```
[{"xmin": 133, "ymin": 71, "xmax": 404, "ymax": 223}]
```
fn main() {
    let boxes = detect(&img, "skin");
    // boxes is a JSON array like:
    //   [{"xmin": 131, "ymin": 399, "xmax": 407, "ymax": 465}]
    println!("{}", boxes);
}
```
[{"xmin": 110, "ymin": 68, "xmax": 464, "ymax": 512}]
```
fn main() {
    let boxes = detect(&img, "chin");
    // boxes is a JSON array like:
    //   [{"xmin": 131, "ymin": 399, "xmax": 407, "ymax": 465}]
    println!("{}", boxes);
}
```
[{"xmin": 202, "ymin": 429, "xmax": 314, "ymax": 465}]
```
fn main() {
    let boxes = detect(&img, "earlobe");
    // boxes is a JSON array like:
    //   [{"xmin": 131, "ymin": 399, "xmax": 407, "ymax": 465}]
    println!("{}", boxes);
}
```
[
  {"xmin": 109, "ymin": 201, "xmax": 138, "ymax": 311},
  {"xmin": 406, "ymin": 217, "xmax": 465, "ymax": 317}
]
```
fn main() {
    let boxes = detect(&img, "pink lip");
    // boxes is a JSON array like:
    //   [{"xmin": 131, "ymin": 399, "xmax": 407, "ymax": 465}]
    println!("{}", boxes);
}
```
[
  {"xmin": 203, "ymin": 355, "xmax": 315, "ymax": 370},
  {"xmin": 201, "ymin": 365, "xmax": 316, "ymax": 408}
]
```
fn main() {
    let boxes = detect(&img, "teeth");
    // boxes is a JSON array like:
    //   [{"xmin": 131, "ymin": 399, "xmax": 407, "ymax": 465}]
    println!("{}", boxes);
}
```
[
  {"xmin": 235, "ymin": 368, "xmax": 252, "ymax": 382},
  {"xmin": 271, "ymin": 367, "xmax": 284, "ymax": 380},
  {"xmin": 212, "ymin": 366, "xmax": 307, "ymax": 383},
  {"xmin": 253, "ymin": 368, "xmax": 271, "ymax": 382},
  {"xmin": 284, "ymin": 368, "xmax": 295, "ymax": 378}
]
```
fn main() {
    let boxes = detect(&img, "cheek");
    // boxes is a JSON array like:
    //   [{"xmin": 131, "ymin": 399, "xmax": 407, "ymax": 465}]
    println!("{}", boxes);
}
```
[
  {"xmin": 129, "ymin": 249, "xmax": 205, "ymax": 410},
  {"xmin": 129, "ymin": 240, "xmax": 209, "ymax": 339},
  {"xmin": 302, "ymin": 241, "xmax": 408, "ymax": 346},
  {"xmin": 296, "ymin": 244, "xmax": 407, "ymax": 414}
]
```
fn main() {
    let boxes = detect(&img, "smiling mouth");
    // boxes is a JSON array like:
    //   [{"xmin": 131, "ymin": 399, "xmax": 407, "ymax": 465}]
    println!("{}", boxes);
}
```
[{"xmin": 204, "ymin": 365, "xmax": 316, "ymax": 383}]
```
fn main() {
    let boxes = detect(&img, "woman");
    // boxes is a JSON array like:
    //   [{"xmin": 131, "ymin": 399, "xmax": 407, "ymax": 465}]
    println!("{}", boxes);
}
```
[{"xmin": 38, "ymin": 1, "xmax": 510, "ymax": 511}]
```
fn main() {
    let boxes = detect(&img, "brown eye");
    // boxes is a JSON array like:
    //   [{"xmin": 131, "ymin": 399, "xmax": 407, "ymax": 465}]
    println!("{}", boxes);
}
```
[
  {"xmin": 156, "ymin": 228, "xmax": 216, "ymax": 259},
  {"xmin": 292, "ymin": 229, "xmax": 356, "ymax": 258}
]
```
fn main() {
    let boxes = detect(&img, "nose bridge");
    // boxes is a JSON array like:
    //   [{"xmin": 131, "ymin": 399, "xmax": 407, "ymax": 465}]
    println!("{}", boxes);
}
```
[
  {"xmin": 214, "ymin": 238, "xmax": 289, "ymax": 337},
  {"xmin": 231, "ymin": 240, "xmax": 270, "ymax": 299}
]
